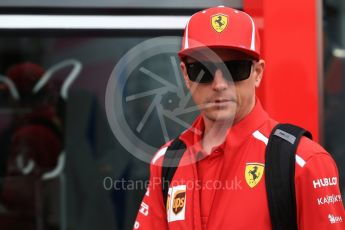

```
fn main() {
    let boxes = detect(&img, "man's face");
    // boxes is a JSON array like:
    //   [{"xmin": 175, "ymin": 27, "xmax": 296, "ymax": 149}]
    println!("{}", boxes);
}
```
[{"xmin": 180, "ymin": 49, "xmax": 265, "ymax": 124}]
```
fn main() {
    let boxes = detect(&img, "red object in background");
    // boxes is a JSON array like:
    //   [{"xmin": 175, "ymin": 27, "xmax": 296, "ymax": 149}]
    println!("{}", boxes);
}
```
[
  {"xmin": 0, "ymin": 62, "xmax": 62, "ymax": 229},
  {"xmin": 6, "ymin": 62, "xmax": 45, "ymax": 96},
  {"xmin": 244, "ymin": 0, "xmax": 320, "ymax": 142}
]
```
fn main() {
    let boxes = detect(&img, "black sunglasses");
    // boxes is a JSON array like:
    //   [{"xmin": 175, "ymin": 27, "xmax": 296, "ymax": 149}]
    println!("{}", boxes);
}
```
[{"xmin": 185, "ymin": 60, "xmax": 254, "ymax": 83}]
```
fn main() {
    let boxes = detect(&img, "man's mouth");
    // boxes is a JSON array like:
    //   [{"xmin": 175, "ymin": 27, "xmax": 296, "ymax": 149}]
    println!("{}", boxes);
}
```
[
  {"xmin": 205, "ymin": 98, "xmax": 236, "ymax": 107},
  {"xmin": 214, "ymin": 98, "xmax": 232, "ymax": 103}
]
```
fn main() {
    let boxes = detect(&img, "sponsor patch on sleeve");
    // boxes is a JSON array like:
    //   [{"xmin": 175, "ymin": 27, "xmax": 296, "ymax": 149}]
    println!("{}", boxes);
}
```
[{"xmin": 166, "ymin": 185, "xmax": 187, "ymax": 222}]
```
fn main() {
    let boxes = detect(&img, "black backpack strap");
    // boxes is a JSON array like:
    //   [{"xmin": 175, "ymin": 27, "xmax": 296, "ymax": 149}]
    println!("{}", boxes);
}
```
[
  {"xmin": 161, "ymin": 138, "xmax": 186, "ymax": 209},
  {"xmin": 265, "ymin": 123, "xmax": 312, "ymax": 230}
]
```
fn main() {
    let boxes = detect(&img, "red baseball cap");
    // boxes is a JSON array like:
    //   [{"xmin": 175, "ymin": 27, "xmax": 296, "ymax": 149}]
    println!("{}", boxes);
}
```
[{"xmin": 178, "ymin": 6, "xmax": 260, "ymax": 60}]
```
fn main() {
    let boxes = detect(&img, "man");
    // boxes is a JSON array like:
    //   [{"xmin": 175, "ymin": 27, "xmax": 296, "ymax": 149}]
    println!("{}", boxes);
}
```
[{"xmin": 133, "ymin": 6, "xmax": 344, "ymax": 230}]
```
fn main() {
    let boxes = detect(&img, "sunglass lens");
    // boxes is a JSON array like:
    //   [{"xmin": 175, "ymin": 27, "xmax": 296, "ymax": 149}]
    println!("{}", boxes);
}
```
[
  {"xmin": 186, "ymin": 62, "xmax": 214, "ymax": 83},
  {"xmin": 225, "ymin": 60, "xmax": 252, "ymax": 81}
]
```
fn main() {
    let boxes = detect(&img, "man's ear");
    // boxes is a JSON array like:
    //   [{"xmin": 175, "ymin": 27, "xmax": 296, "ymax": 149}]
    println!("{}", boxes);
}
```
[
  {"xmin": 180, "ymin": 61, "xmax": 191, "ymax": 90},
  {"xmin": 253, "ymin": 59, "xmax": 265, "ymax": 88}
]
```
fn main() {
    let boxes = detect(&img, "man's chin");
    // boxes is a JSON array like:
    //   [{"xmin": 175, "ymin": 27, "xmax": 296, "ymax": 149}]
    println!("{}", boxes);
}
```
[{"xmin": 204, "ymin": 111, "xmax": 235, "ymax": 123}]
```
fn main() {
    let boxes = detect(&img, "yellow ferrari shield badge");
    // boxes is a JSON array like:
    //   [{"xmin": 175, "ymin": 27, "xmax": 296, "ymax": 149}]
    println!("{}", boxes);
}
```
[
  {"xmin": 211, "ymin": 14, "xmax": 228, "ymax": 33},
  {"xmin": 245, "ymin": 163, "xmax": 265, "ymax": 188}
]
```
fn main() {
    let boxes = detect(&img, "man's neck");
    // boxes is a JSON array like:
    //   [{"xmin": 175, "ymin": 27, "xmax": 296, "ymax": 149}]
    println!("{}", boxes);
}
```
[
  {"xmin": 201, "ymin": 117, "xmax": 232, "ymax": 154},
  {"xmin": 201, "ymin": 99, "xmax": 256, "ymax": 154}
]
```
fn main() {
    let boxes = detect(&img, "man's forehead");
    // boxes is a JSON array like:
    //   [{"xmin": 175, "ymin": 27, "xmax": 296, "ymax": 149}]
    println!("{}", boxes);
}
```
[{"xmin": 183, "ymin": 48, "xmax": 253, "ymax": 62}]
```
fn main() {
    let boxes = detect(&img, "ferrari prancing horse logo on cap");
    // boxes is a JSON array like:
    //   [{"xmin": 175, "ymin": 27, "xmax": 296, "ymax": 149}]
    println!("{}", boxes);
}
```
[
  {"xmin": 211, "ymin": 14, "xmax": 228, "ymax": 33},
  {"xmin": 245, "ymin": 163, "xmax": 264, "ymax": 188}
]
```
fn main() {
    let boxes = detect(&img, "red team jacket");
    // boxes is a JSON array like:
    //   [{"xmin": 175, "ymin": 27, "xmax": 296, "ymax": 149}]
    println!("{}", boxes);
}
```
[{"xmin": 134, "ymin": 100, "xmax": 345, "ymax": 230}]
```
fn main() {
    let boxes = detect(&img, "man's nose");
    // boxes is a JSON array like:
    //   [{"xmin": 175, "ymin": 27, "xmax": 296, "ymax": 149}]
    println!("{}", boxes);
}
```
[{"xmin": 212, "ymin": 69, "xmax": 229, "ymax": 91}]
